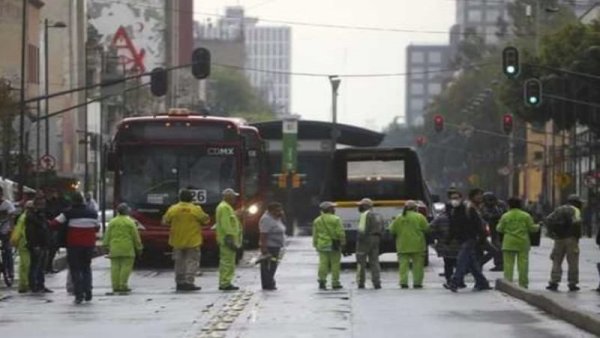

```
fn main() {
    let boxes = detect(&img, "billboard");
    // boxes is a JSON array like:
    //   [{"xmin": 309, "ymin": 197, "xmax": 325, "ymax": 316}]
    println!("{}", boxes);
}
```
[{"xmin": 88, "ymin": 0, "xmax": 166, "ymax": 73}]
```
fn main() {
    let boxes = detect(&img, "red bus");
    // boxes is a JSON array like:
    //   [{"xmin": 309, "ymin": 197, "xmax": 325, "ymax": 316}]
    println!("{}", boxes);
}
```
[
  {"xmin": 107, "ymin": 109, "xmax": 261, "ymax": 262},
  {"xmin": 239, "ymin": 126, "xmax": 268, "ymax": 248}
]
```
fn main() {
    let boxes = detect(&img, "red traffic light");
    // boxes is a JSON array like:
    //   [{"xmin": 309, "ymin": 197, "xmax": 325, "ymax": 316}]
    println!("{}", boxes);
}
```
[
  {"xmin": 502, "ymin": 114, "xmax": 513, "ymax": 134},
  {"xmin": 433, "ymin": 114, "xmax": 444, "ymax": 133},
  {"xmin": 416, "ymin": 135, "xmax": 427, "ymax": 147}
]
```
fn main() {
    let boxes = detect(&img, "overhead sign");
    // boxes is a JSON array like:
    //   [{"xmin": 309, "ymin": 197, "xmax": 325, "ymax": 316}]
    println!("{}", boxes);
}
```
[{"xmin": 281, "ymin": 118, "xmax": 298, "ymax": 172}]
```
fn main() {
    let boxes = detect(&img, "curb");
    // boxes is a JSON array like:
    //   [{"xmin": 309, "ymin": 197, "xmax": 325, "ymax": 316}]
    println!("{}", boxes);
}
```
[{"xmin": 495, "ymin": 278, "xmax": 600, "ymax": 336}]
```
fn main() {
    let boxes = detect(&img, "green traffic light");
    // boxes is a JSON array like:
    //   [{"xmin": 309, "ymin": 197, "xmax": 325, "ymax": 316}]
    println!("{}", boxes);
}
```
[
  {"xmin": 529, "ymin": 96, "xmax": 538, "ymax": 104},
  {"xmin": 506, "ymin": 65, "xmax": 516, "ymax": 74}
]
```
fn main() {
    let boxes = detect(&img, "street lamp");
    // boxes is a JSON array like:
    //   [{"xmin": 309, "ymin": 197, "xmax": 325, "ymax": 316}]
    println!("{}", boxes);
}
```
[
  {"xmin": 329, "ymin": 75, "xmax": 341, "ymax": 151},
  {"xmin": 43, "ymin": 19, "xmax": 67, "ymax": 178}
]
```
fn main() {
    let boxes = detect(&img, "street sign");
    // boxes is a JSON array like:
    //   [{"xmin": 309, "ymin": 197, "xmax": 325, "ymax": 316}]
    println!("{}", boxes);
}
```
[
  {"xmin": 281, "ymin": 118, "xmax": 298, "ymax": 172},
  {"xmin": 39, "ymin": 154, "xmax": 56, "ymax": 170}
]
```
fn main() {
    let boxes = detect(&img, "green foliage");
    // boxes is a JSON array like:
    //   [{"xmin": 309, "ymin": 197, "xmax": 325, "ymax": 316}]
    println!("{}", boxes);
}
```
[
  {"xmin": 208, "ymin": 68, "xmax": 275, "ymax": 122},
  {"xmin": 0, "ymin": 80, "xmax": 18, "ymax": 177}
]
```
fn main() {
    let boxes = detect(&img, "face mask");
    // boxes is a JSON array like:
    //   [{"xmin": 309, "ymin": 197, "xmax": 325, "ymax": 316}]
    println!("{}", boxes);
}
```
[{"xmin": 450, "ymin": 199, "xmax": 461, "ymax": 208}]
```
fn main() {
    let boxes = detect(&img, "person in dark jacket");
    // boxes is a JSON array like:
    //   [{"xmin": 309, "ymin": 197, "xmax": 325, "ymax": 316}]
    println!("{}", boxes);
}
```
[
  {"xmin": 25, "ymin": 196, "xmax": 52, "ymax": 293},
  {"xmin": 51, "ymin": 192, "xmax": 99, "ymax": 304},
  {"xmin": 596, "ymin": 228, "xmax": 600, "ymax": 293},
  {"xmin": 445, "ymin": 188, "xmax": 491, "ymax": 292},
  {"xmin": 45, "ymin": 189, "xmax": 68, "ymax": 274},
  {"xmin": 479, "ymin": 192, "xmax": 506, "ymax": 271},
  {"xmin": 431, "ymin": 190, "xmax": 463, "ymax": 285},
  {"xmin": 545, "ymin": 195, "xmax": 583, "ymax": 292}
]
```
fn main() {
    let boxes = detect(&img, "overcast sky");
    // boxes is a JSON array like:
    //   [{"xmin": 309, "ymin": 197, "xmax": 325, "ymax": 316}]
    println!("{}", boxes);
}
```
[{"xmin": 194, "ymin": 0, "xmax": 455, "ymax": 131}]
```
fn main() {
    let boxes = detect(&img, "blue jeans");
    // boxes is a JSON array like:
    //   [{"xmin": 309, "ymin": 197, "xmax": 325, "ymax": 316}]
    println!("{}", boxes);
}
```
[
  {"xmin": 452, "ymin": 240, "xmax": 489, "ymax": 288},
  {"xmin": 0, "ymin": 234, "xmax": 14, "ymax": 278},
  {"xmin": 67, "ymin": 247, "xmax": 94, "ymax": 298},
  {"xmin": 28, "ymin": 247, "xmax": 47, "ymax": 291}
]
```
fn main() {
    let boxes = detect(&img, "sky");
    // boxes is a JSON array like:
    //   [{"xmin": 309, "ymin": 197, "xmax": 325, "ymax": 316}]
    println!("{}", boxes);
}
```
[{"xmin": 194, "ymin": 0, "xmax": 455, "ymax": 131}]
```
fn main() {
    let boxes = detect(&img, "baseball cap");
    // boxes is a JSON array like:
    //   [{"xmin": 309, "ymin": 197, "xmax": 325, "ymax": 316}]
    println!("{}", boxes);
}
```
[
  {"xmin": 319, "ymin": 201, "xmax": 337, "ymax": 209},
  {"xmin": 405, "ymin": 200, "xmax": 418, "ymax": 209},
  {"xmin": 222, "ymin": 188, "xmax": 240, "ymax": 196},
  {"xmin": 356, "ymin": 198, "xmax": 374, "ymax": 207}
]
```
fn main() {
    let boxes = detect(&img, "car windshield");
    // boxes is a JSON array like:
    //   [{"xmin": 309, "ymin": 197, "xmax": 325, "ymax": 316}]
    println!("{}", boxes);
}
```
[{"xmin": 119, "ymin": 146, "xmax": 238, "ymax": 210}]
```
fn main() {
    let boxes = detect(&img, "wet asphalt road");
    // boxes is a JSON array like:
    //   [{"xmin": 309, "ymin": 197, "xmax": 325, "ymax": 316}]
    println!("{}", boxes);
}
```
[{"xmin": 0, "ymin": 237, "xmax": 596, "ymax": 338}]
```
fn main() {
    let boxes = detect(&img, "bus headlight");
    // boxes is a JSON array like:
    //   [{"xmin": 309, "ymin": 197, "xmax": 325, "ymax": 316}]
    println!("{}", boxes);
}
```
[{"xmin": 247, "ymin": 204, "xmax": 259, "ymax": 215}]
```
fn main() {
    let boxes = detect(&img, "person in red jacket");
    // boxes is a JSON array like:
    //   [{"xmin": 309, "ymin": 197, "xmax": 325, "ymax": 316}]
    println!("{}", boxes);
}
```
[{"xmin": 50, "ymin": 192, "xmax": 99, "ymax": 304}]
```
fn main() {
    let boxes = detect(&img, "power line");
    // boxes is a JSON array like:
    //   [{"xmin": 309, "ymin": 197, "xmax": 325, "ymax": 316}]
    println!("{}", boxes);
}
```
[{"xmin": 215, "ymin": 62, "xmax": 491, "ymax": 78}]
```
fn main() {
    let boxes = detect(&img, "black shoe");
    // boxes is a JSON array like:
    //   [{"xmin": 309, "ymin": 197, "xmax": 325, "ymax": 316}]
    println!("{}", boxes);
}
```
[
  {"xmin": 400, "ymin": 284, "xmax": 409, "ymax": 289},
  {"xmin": 444, "ymin": 283, "xmax": 457, "ymax": 292},
  {"xmin": 568, "ymin": 284, "xmax": 580, "ymax": 292},
  {"xmin": 121, "ymin": 288, "xmax": 132, "ymax": 293},
  {"xmin": 414, "ymin": 285, "xmax": 423, "ymax": 289},
  {"xmin": 262, "ymin": 286, "xmax": 277, "ymax": 291},
  {"xmin": 219, "ymin": 285, "xmax": 239, "ymax": 291},
  {"xmin": 373, "ymin": 284, "xmax": 381, "ymax": 290},
  {"xmin": 438, "ymin": 272, "xmax": 445, "ymax": 277},
  {"xmin": 490, "ymin": 266, "xmax": 503, "ymax": 272},
  {"xmin": 358, "ymin": 284, "xmax": 365, "ymax": 289},
  {"xmin": 178, "ymin": 284, "xmax": 201, "ymax": 291},
  {"xmin": 318, "ymin": 282, "xmax": 327, "ymax": 290},
  {"xmin": 42, "ymin": 287, "xmax": 53, "ymax": 293},
  {"xmin": 84, "ymin": 291, "xmax": 92, "ymax": 301},
  {"xmin": 546, "ymin": 283, "xmax": 559, "ymax": 292},
  {"xmin": 595, "ymin": 286, "xmax": 600, "ymax": 293},
  {"xmin": 74, "ymin": 295, "xmax": 84, "ymax": 304},
  {"xmin": 18, "ymin": 289, "xmax": 28, "ymax": 294},
  {"xmin": 332, "ymin": 285, "xmax": 343, "ymax": 290},
  {"xmin": 474, "ymin": 284, "xmax": 492, "ymax": 291}
]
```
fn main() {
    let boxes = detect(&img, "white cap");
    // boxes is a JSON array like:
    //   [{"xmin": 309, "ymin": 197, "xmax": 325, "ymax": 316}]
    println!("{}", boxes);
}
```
[
  {"xmin": 319, "ymin": 201, "xmax": 337, "ymax": 209},
  {"xmin": 405, "ymin": 200, "xmax": 418, "ymax": 209},
  {"xmin": 357, "ymin": 198, "xmax": 374, "ymax": 207},
  {"xmin": 222, "ymin": 188, "xmax": 240, "ymax": 196}
]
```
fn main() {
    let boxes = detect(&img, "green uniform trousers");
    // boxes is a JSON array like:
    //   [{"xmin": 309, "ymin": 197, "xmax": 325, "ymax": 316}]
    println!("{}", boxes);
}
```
[
  {"xmin": 356, "ymin": 236, "xmax": 381, "ymax": 287},
  {"xmin": 17, "ymin": 248, "xmax": 30, "ymax": 292},
  {"xmin": 219, "ymin": 245, "xmax": 236, "ymax": 288},
  {"xmin": 318, "ymin": 251, "xmax": 342, "ymax": 287},
  {"xmin": 550, "ymin": 238, "xmax": 579, "ymax": 285},
  {"xmin": 503, "ymin": 250, "xmax": 529, "ymax": 288},
  {"xmin": 110, "ymin": 257, "xmax": 134, "ymax": 291},
  {"xmin": 398, "ymin": 253, "xmax": 424, "ymax": 286}
]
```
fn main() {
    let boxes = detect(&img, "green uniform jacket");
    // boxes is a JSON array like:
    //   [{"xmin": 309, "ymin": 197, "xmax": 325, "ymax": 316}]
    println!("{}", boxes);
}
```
[
  {"xmin": 312, "ymin": 213, "xmax": 346, "ymax": 252},
  {"xmin": 10, "ymin": 213, "xmax": 27, "ymax": 250},
  {"xmin": 103, "ymin": 215, "xmax": 143, "ymax": 258},
  {"xmin": 496, "ymin": 209, "xmax": 539, "ymax": 252},
  {"xmin": 216, "ymin": 201, "xmax": 242, "ymax": 247},
  {"xmin": 389, "ymin": 211, "xmax": 429, "ymax": 254}
]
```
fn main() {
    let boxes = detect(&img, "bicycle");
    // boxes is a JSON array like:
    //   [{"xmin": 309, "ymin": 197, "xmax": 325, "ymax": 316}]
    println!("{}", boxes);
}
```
[{"xmin": 0, "ymin": 235, "xmax": 15, "ymax": 287}]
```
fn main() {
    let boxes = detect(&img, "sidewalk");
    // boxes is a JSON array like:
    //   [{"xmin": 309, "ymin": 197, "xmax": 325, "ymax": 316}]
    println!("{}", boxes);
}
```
[{"xmin": 496, "ymin": 237, "xmax": 600, "ymax": 336}]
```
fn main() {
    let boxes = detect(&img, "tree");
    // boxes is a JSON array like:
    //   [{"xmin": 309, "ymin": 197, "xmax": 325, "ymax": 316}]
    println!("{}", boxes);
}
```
[
  {"xmin": 0, "ymin": 80, "xmax": 18, "ymax": 178},
  {"xmin": 207, "ymin": 68, "xmax": 275, "ymax": 122}
]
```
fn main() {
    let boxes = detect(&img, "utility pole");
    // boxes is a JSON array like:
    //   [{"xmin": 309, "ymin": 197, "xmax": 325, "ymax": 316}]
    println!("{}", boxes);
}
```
[
  {"xmin": 18, "ymin": 0, "xmax": 28, "ymax": 199},
  {"xmin": 508, "ymin": 131, "xmax": 515, "ymax": 197},
  {"xmin": 329, "ymin": 75, "xmax": 341, "ymax": 152}
]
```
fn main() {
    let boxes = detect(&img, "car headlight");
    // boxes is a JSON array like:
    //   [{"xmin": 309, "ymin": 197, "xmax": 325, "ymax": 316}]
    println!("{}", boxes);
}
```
[{"xmin": 247, "ymin": 204, "xmax": 259, "ymax": 215}]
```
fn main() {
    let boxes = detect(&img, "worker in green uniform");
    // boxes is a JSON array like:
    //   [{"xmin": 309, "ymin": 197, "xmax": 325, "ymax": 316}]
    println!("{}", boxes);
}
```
[
  {"xmin": 389, "ymin": 200, "xmax": 429, "ymax": 289},
  {"xmin": 10, "ymin": 201, "xmax": 33, "ymax": 293},
  {"xmin": 216, "ymin": 188, "xmax": 242, "ymax": 291},
  {"xmin": 103, "ymin": 203, "xmax": 143, "ymax": 294},
  {"xmin": 496, "ymin": 197, "xmax": 539, "ymax": 289},
  {"xmin": 355, "ymin": 198, "xmax": 384, "ymax": 290},
  {"xmin": 312, "ymin": 201, "xmax": 346, "ymax": 290}
]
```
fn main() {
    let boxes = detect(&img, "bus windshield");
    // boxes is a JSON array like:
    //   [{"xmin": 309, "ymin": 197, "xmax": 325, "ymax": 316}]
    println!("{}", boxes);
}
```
[
  {"xmin": 342, "ymin": 159, "xmax": 406, "ymax": 201},
  {"xmin": 119, "ymin": 146, "xmax": 238, "ymax": 210}
]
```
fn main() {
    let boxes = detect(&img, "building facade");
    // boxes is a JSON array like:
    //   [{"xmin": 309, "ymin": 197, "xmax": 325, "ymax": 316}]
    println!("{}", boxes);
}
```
[
  {"xmin": 455, "ymin": 0, "xmax": 508, "ymax": 45},
  {"xmin": 404, "ymin": 45, "xmax": 451, "ymax": 127},
  {"xmin": 196, "ymin": 7, "xmax": 292, "ymax": 117}
]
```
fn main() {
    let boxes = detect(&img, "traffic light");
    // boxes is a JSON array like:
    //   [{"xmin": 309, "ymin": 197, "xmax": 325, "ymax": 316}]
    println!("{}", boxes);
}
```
[
  {"xmin": 524, "ymin": 78, "xmax": 542, "ymax": 107},
  {"xmin": 502, "ymin": 46, "xmax": 520, "ymax": 79},
  {"xmin": 416, "ymin": 136, "xmax": 426, "ymax": 147},
  {"xmin": 433, "ymin": 114, "xmax": 444, "ymax": 133},
  {"xmin": 192, "ymin": 47, "xmax": 211, "ymax": 79},
  {"xmin": 150, "ymin": 67, "xmax": 168, "ymax": 97},
  {"xmin": 502, "ymin": 114, "xmax": 514, "ymax": 134}
]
